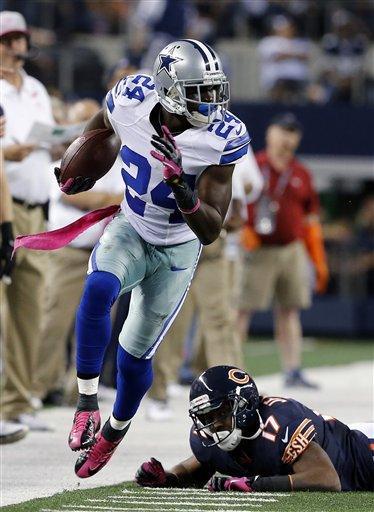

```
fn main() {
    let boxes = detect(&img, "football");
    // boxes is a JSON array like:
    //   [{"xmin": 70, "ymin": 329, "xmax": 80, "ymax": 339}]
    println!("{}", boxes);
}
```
[{"xmin": 59, "ymin": 128, "xmax": 121, "ymax": 185}]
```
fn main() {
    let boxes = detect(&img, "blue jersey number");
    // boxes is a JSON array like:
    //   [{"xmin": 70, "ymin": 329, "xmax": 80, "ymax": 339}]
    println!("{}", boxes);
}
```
[
  {"xmin": 120, "ymin": 146, "xmax": 196, "ymax": 224},
  {"xmin": 122, "ymin": 74, "xmax": 155, "ymax": 103},
  {"xmin": 208, "ymin": 111, "xmax": 242, "ymax": 139}
]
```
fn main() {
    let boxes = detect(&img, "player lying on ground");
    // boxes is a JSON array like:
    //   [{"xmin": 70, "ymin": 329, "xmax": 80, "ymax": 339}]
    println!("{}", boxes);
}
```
[
  {"xmin": 136, "ymin": 365, "xmax": 374, "ymax": 492},
  {"xmin": 52, "ymin": 41, "xmax": 251, "ymax": 477}
]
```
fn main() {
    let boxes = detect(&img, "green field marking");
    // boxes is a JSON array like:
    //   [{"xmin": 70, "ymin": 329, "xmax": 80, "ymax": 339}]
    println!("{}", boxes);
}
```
[
  {"xmin": 244, "ymin": 338, "xmax": 374, "ymax": 376},
  {"xmin": 2, "ymin": 482, "xmax": 374, "ymax": 512}
]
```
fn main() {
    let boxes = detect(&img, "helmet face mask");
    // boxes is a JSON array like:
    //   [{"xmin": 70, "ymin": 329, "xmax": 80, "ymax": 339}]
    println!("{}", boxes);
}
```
[
  {"xmin": 189, "ymin": 366, "xmax": 261, "ymax": 452},
  {"xmin": 153, "ymin": 40, "xmax": 230, "ymax": 127},
  {"xmin": 190, "ymin": 394, "xmax": 247, "ymax": 451}
]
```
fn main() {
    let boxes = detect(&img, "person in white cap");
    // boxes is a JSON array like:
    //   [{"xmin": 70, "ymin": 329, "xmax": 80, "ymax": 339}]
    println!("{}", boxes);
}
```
[
  {"xmin": 0, "ymin": 90, "xmax": 29, "ymax": 445},
  {"xmin": 0, "ymin": 11, "xmax": 55, "ymax": 431}
]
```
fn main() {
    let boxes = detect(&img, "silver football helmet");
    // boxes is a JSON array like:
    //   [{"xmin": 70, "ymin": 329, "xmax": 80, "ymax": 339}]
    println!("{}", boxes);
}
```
[{"xmin": 153, "ymin": 39, "xmax": 230, "ymax": 127}]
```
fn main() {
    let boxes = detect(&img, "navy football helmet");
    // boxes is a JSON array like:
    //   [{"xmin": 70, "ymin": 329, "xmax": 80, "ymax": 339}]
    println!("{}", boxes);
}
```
[{"xmin": 189, "ymin": 366, "xmax": 261, "ymax": 451}]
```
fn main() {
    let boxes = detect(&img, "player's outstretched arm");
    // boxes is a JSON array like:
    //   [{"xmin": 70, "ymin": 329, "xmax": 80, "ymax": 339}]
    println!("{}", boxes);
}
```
[
  {"xmin": 208, "ymin": 442, "xmax": 341, "ymax": 493},
  {"xmin": 135, "ymin": 455, "xmax": 213, "ymax": 489}
]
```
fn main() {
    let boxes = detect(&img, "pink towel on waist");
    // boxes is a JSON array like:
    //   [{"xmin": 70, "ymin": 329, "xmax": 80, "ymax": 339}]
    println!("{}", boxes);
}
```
[{"xmin": 13, "ymin": 204, "xmax": 120, "ymax": 254}]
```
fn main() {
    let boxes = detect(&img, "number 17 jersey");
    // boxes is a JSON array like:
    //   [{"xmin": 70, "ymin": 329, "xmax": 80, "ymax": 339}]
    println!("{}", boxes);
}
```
[{"xmin": 106, "ymin": 74, "xmax": 250, "ymax": 246}]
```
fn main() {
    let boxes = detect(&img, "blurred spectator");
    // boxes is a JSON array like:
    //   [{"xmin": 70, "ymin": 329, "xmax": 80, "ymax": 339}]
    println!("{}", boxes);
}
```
[
  {"xmin": 239, "ymin": 113, "xmax": 328, "ymax": 388},
  {"xmin": 187, "ymin": 0, "xmax": 242, "ymax": 43},
  {"xmin": 319, "ymin": 9, "xmax": 368, "ymax": 103},
  {"xmin": 257, "ymin": 14, "xmax": 311, "ymax": 103},
  {"xmin": 37, "ymin": 99, "xmax": 123, "ymax": 406},
  {"xmin": 0, "ymin": 100, "xmax": 29, "ymax": 445},
  {"xmin": 50, "ymin": 94, "xmax": 67, "ymax": 124},
  {"xmin": 103, "ymin": 58, "xmax": 138, "ymax": 91},
  {"xmin": 128, "ymin": 0, "xmax": 189, "ymax": 70},
  {"xmin": 0, "ymin": 11, "xmax": 55, "ymax": 430},
  {"xmin": 350, "ymin": 195, "xmax": 374, "ymax": 296},
  {"xmin": 242, "ymin": 0, "xmax": 316, "ymax": 38}
]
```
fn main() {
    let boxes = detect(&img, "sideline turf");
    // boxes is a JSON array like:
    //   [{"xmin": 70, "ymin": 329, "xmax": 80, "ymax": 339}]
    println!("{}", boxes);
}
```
[
  {"xmin": 3, "ymin": 340, "xmax": 372, "ymax": 512},
  {"xmin": 2, "ymin": 482, "xmax": 373, "ymax": 511},
  {"xmin": 245, "ymin": 338, "xmax": 373, "ymax": 376}
]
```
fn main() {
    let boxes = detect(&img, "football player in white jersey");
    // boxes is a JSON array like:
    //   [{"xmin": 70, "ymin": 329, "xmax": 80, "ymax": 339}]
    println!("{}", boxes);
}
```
[{"xmin": 56, "ymin": 40, "xmax": 251, "ymax": 478}]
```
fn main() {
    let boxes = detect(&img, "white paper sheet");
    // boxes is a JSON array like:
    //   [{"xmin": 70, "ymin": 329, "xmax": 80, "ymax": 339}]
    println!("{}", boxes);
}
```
[{"xmin": 25, "ymin": 121, "xmax": 85, "ymax": 146}]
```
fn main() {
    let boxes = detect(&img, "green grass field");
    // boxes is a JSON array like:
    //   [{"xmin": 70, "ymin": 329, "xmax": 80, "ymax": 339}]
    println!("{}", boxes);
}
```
[
  {"xmin": 244, "ymin": 338, "xmax": 373, "ymax": 376},
  {"xmin": 3, "ymin": 482, "xmax": 373, "ymax": 512},
  {"xmin": 4, "ymin": 339, "xmax": 373, "ymax": 512}
]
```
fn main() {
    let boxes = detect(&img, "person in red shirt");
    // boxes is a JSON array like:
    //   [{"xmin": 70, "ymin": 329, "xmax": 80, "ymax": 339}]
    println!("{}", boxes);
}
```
[{"xmin": 239, "ymin": 113, "xmax": 328, "ymax": 388}]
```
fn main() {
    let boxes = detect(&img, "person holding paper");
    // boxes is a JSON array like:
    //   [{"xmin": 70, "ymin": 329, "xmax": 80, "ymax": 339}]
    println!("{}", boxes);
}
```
[{"xmin": 0, "ymin": 10, "xmax": 55, "ymax": 431}]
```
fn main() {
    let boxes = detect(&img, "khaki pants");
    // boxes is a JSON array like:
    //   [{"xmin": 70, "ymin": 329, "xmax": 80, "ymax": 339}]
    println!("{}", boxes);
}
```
[
  {"xmin": 240, "ymin": 240, "xmax": 311, "ymax": 311},
  {"xmin": 149, "ymin": 238, "xmax": 244, "ymax": 401},
  {"xmin": 35, "ymin": 246, "xmax": 91, "ymax": 399},
  {"xmin": 1, "ymin": 203, "xmax": 47, "ymax": 419}
]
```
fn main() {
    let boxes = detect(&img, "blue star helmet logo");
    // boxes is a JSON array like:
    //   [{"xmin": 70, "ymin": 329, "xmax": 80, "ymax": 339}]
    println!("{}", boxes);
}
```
[{"xmin": 157, "ymin": 53, "xmax": 182, "ymax": 77}]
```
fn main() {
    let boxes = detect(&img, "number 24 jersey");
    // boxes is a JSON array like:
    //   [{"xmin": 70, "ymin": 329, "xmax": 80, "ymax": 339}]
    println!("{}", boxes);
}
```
[{"xmin": 106, "ymin": 74, "xmax": 250, "ymax": 246}]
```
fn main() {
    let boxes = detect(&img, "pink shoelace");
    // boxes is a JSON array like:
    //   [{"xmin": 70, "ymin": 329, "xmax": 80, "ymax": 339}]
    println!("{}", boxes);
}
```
[{"xmin": 72, "ymin": 411, "xmax": 93, "ymax": 434}]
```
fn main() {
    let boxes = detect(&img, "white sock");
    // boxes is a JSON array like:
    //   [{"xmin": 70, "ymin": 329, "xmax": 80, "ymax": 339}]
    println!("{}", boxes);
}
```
[
  {"xmin": 77, "ymin": 377, "xmax": 99, "ymax": 395},
  {"xmin": 109, "ymin": 414, "xmax": 131, "ymax": 431}
]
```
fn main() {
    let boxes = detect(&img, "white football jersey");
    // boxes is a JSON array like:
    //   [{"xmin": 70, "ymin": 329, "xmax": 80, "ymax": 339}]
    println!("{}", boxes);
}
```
[{"xmin": 106, "ymin": 73, "xmax": 250, "ymax": 246}]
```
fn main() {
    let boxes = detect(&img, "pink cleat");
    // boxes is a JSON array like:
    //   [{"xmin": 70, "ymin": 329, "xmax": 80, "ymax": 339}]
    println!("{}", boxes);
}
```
[
  {"xmin": 68, "ymin": 410, "xmax": 101, "ymax": 451},
  {"xmin": 75, "ymin": 431, "xmax": 122, "ymax": 478}
]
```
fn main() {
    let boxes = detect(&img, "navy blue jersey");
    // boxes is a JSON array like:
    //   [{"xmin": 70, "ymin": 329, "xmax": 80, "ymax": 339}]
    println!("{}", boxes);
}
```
[{"xmin": 190, "ymin": 396, "xmax": 374, "ymax": 491}]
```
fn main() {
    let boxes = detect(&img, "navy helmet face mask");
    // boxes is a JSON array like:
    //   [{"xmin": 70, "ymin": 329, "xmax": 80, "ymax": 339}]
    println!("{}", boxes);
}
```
[{"xmin": 189, "ymin": 366, "xmax": 261, "ymax": 451}]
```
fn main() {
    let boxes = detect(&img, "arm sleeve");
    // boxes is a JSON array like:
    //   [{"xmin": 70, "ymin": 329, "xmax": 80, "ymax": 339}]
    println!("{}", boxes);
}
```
[
  {"xmin": 281, "ymin": 417, "xmax": 317, "ymax": 465},
  {"xmin": 219, "ymin": 124, "xmax": 251, "ymax": 166},
  {"xmin": 203, "ymin": 117, "xmax": 251, "ymax": 167},
  {"xmin": 104, "ymin": 75, "xmax": 133, "ymax": 131},
  {"xmin": 105, "ymin": 78, "xmax": 126, "ymax": 125}
]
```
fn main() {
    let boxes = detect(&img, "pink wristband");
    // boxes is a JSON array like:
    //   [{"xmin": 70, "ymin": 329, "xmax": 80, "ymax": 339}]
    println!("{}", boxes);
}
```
[{"xmin": 179, "ymin": 198, "xmax": 201, "ymax": 215}]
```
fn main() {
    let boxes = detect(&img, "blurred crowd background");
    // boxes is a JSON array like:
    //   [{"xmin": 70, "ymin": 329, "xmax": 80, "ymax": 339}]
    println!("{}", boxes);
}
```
[
  {"xmin": 2, "ymin": 0, "xmax": 371, "ymax": 327},
  {"xmin": 2, "ymin": 0, "xmax": 373, "ymax": 104},
  {"xmin": 0, "ymin": 0, "xmax": 373, "ymax": 432}
]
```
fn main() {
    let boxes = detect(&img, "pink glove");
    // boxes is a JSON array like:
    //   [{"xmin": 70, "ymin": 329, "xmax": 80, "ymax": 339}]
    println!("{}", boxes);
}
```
[
  {"xmin": 150, "ymin": 125, "xmax": 183, "ymax": 184},
  {"xmin": 135, "ymin": 457, "xmax": 178, "ymax": 488},
  {"xmin": 208, "ymin": 475, "xmax": 255, "ymax": 493},
  {"xmin": 54, "ymin": 167, "xmax": 96, "ymax": 195}
]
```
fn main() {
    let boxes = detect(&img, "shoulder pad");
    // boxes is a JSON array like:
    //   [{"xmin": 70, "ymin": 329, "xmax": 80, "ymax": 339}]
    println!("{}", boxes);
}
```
[
  {"xmin": 105, "ymin": 74, "xmax": 156, "ymax": 116},
  {"xmin": 205, "ymin": 111, "xmax": 250, "ymax": 166}
]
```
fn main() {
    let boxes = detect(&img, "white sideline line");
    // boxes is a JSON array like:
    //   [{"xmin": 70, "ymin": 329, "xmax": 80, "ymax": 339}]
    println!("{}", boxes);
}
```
[
  {"xmin": 120, "ymin": 489, "xmax": 290, "ymax": 497},
  {"xmin": 45, "ymin": 509, "xmax": 271, "ymax": 512},
  {"xmin": 88, "ymin": 498, "xmax": 263, "ymax": 505},
  {"xmin": 83, "ymin": 499, "xmax": 265, "ymax": 507},
  {"xmin": 42, "ymin": 510, "xmax": 99, "ymax": 512},
  {"xmin": 59, "ymin": 508, "xmax": 269, "ymax": 512},
  {"xmin": 102, "ymin": 495, "xmax": 277, "ymax": 502},
  {"xmin": 65, "ymin": 503, "xmax": 263, "ymax": 510}
]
